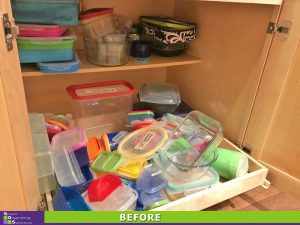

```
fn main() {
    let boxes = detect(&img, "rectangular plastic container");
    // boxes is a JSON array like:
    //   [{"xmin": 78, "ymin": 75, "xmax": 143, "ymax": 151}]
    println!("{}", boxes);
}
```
[
  {"xmin": 84, "ymin": 39, "xmax": 130, "ymax": 66},
  {"xmin": 67, "ymin": 81, "xmax": 136, "ymax": 137},
  {"xmin": 29, "ymin": 113, "xmax": 56, "ymax": 194},
  {"xmin": 18, "ymin": 24, "xmax": 67, "ymax": 37},
  {"xmin": 37, "ymin": 52, "xmax": 80, "ymax": 74},
  {"xmin": 18, "ymin": 49, "xmax": 74, "ymax": 63},
  {"xmin": 76, "ymin": 8, "xmax": 115, "ymax": 39},
  {"xmin": 11, "ymin": 0, "xmax": 79, "ymax": 25}
]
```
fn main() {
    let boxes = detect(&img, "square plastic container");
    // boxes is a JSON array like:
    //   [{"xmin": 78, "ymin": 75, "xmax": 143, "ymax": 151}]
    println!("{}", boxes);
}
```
[
  {"xmin": 139, "ymin": 83, "xmax": 181, "ymax": 114},
  {"xmin": 66, "ymin": 166, "xmax": 94, "ymax": 194},
  {"xmin": 37, "ymin": 52, "xmax": 80, "ymax": 74},
  {"xmin": 83, "ymin": 185, "xmax": 138, "ymax": 211},
  {"xmin": 91, "ymin": 152, "xmax": 123, "ymax": 173},
  {"xmin": 11, "ymin": 0, "xmax": 79, "ymax": 25},
  {"xmin": 53, "ymin": 187, "xmax": 91, "ymax": 211},
  {"xmin": 18, "ymin": 24, "xmax": 67, "ymax": 37},
  {"xmin": 76, "ymin": 8, "xmax": 115, "ymax": 39},
  {"xmin": 84, "ymin": 39, "xmax": 130, "ymax": 66},
  {"xmin": 67, "ymin": 81, "xmax": 136, "ymax": 137}
]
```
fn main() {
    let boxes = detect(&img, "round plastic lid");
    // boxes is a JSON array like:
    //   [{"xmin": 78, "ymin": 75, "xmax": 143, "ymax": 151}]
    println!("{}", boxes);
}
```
[{"xmin": 117, "ymin": 126, "xmax": 168, "ymax": 160}]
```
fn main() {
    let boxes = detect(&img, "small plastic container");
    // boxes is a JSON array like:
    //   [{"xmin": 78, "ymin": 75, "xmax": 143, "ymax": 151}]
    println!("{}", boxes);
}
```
[
  {"xmin": 88, "ymin": 174, "xmax": 122, "ymax": 202},
  {"xmin": 37, "ymin": 52, "xmax": 80, "ymax": 74},
  {"xmin": 84, "ymin": 39, "xmax": 130, "ymax": 66},
  {"xmin": 100, "ymin": 131, "xmax": 128, "ymax": 152},
  {"xmin": 138, "ymin": 190, "xmax": 165, "ymax": 209},
  {"xmin": 67, "ymin": 81, "xmax": 136, "ymax": 137},
  {"xmin": 87, "ymin": 137, "xmax": 105, "ymax": 162},
  {"xmin": 116, "ymin": 159, "xmax": 147, "ymax": 180},
  {"xmin": 77, "ymin": 8, "xmax": 115, "ymax": 39},
  {"xmin": 136, "ymin": 164, "xmax": 168, "ymax": 194},
  {"xmin": 52, "ymin": 187, "xmax": 91, "ymax": 211},
  {"xmin": 66, "ymin": 166, "xmax": 93, "ymax": 194},
  {"xmin": 91, "ymin": 152, "xmax": 123, "ymax": 173},
  {"xmin": 84, "ymin": 185, "xmax": 138, "ymax": 211},
  {"xmin": 128, "ymin": 110, "xmax": 155, "ymax": 124},
  {"xmin": 18, "ymin": 24, "xmax": 67, "ymax": 37},
  {"xmin": 117, "ymin": 126, "xmax": 168, "ymax": 160},
  {"xmin": 139, "ymin": 83, "xmax": 181, "ymax": 114}
]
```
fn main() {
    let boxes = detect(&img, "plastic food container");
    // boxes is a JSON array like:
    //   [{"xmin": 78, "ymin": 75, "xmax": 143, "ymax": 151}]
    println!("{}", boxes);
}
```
[
  {"xmin": 84, "ymin": 39, "xmax": 130, "ymax": 66},
  {"xmin": 29, "ymin": 113, "xmax": 56, "ymax": 194},
  {"xmin": 100, "ymin": 131, "xmax": 128, "ymax": 152},
  {"xmin": 84, "ymin": 185, "xmax": 138, "ymax": 211},
  {"xmin": 138, "ymin": 190, "xmax": 165, "ymax": 209},
  {"xmin": 128, "ymin": 110, "xmax": 155, "ymax": 124},
  {"xmin": 104, "ymin": 34, "xmax": 127, "ymax": 43},
  {"xmin": 18, "ymin": 24, "xmax": 67, "ymax": 37},
  {"xmin": 17, "ymin": 33, "xmax": 76, "ymax": 63},
  {"xmin": 52, "ymin": 187, "xmax": 91, "ymax": 211},
  {"xmin": 11, "ymin": 0, "xmax": 79, "ymax": 25},
  {"xmin": 67, "ymin": 81, "xmax": 136, "ymax": 137},
  {"xmin": 88, "ymin": 174, "xmax": 122, "ymax": 202},
  {"xmin": 76, "ymin": 8, "xmax": 115, "ymax": 39},
  {"xmin": 66, "ymin": 166, "xmax": 93, "ymax": 194},
  {"xmin": 117, "ymin": 126, "xmax": 168, "ymax": 160},
  {"xmin": 87, "ymin": 137, "xmax": 105, "ymax": 162},
  {"xmin": 91, "ymin": 152, "xmax": 123, "ymax": 173},
  {"xmin": 37, "ymin": 52, "xmax": 80, "ymax": 74},
  {"xmin": 139, "ymin": 83, "xmax": 181, "ymax": 114},
  {"xmin": 115, "ymin": 159, "xmax": 147, "ymax": 180},
  {"xmin": 136, "ymin": 164, "xmax": 168, "ymax": 194}
]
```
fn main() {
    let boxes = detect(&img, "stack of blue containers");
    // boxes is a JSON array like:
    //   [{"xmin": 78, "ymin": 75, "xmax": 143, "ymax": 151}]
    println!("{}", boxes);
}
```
[{"xmin": 11, "ymin": 0, "xmax": 81, "ymax": 73}]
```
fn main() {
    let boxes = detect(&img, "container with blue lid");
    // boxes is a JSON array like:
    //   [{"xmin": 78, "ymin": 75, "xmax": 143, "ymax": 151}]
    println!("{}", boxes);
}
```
[{"xmin": 37, "ymin": 52, "xmax": 81, "ymax": 73}]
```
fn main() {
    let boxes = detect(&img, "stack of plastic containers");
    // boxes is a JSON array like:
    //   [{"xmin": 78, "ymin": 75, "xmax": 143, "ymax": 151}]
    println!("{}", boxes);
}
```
[
  {"xmin": 29, "ymin": 113, "xmax": 56, "ymax": 194},
  {"xmin": 12, "ymin": 0, "xmax": 80, "ymax": 73}
]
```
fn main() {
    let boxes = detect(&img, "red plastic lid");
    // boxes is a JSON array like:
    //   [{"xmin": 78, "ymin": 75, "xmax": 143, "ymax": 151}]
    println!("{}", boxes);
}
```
[
  {"xmin": 67, "ymin": 81, "xmax": 136, "ymax": 100},
  {"xmin": 88, "ymin": 174, "xmax": 122, "ymax": 202},
  {"xmin": 79, "ymin": 8, "xmax": 113, "ymax": 20}
]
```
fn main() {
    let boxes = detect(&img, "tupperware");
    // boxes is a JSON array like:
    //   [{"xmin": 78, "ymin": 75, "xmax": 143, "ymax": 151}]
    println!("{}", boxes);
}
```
[
  {"xmin": 52, "ymin": 187, "xmax": 91, "ymax": 211},
  {"xmin": 139, "ymin": 83, "xmax": 181, "ymax": 114},
  {"xmin": 76, "ymin": 8, "xmax": 115, "ymax": 39},
  {"xmin": 128, "ymin": 110, "xmax": 155, "ymax": 124},
  {"xmin": 18, "ymin": 24, "xmax": 67, "ymax": 37},
  {"xmin": 91, "ymin": 152, "xmax": 123, "ymax": 173},
  {"xmin": 84, "ymin": 185, "xmax": 138, "ymax": 211},
  {"xmin": 66, "ymin": 166, "xmax": 93, "ymax": 194},
  {"xmin": 17, "ymin": 34, "xmax": 76, "ymax": 63},
  {"xmin": 84, "ymin": 39, "xmax": 130, "ymax": 66},
  {"xmin": 88, "ymin": 174, "xmax": 122, "ymax": 202},
  {"xmin": 117, "ymin": 126, "xmax": 168, "ymax": 160},
  {"xmin": 67, "ymin": 81, "xmax": 136, "ymax": 137},
  {"xmin": 138, "ymin": 190, "xmax": 165, "ymax": 209},
  {"xmin": 87, "ymin": 137, "xmax": 105, "ymax": 162},
  {"xmin": 11, "ymin": 0, "xmax": 79, "ymax": 25},
  {"xmin": 136, "ymin": 164, "xmax": 168, "ymax": 194},
  {"xmin": 37, "ymin": 52, "xmax": 81, "ymax": 74},
  {"xmin": 29, "ymin": 113, "xmax": 56, "ymax": 194},
  {"xmin": 116, "ymin": 159, "xmax": 147, "ymax": 180}
]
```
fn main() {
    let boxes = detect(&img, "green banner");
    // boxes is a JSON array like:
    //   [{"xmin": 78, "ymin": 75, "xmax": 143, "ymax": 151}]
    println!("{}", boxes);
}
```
[{"xmin": 45, "ymin": 211, "xmax": 300, "ymax": 223}]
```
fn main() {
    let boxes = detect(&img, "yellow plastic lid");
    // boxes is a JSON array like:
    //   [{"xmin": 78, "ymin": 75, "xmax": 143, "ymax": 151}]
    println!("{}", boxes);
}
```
[
  {"xmin": 117, "ymin": 126, "xmax": 168, "ymax": 160},
  {"xmin": 116, "ymin": 159, "xmax": 147, "ymax": 180}
]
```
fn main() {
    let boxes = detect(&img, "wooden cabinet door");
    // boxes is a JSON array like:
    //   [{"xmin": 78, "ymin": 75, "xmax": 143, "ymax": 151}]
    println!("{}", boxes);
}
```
[
  {"xmin": 0, "ymin": 0, "xmax": 40, "ymax": 210},
  {"xmin": 242, "ymin": 0, "xmax": 300, "ymax": 199}
]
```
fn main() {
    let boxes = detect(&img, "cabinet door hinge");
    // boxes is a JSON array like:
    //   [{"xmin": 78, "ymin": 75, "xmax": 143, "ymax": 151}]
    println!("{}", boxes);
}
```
[
  {"xmin": 2, "ymin": 13, "xmax": 19, "ymax": 51},
  {"xmin": 267, "ymin": 21, "xmax": 291, "ymax": 37}
]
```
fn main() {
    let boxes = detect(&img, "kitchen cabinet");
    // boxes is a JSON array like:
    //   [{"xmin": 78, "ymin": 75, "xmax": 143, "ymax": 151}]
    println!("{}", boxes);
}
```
[{"xmin": 0, "ymin": 0, "xmax": 299, "ymax": 210}]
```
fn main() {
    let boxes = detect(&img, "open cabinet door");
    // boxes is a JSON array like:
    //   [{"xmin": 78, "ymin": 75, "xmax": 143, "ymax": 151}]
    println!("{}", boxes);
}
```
[
  {"xmin": 0, "ymin": 0, "xmax": 40, "ymax": 210},
  {"xmin": 242, "ymin": 0, "xmax": 300, "ymax": 199}
]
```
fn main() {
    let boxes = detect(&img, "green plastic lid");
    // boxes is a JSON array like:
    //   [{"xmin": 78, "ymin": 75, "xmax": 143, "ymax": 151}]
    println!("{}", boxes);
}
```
[{"xmin": 91, "ymin": 152, "xmax": 123, "ymax": 173}]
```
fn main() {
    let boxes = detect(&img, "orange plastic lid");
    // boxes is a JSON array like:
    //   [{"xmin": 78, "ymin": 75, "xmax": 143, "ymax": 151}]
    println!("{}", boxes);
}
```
[
  {"xmin": 101, "ymin": 134, "xmax": 111, "ymax": 152},
  {"xmin": 87, "ymin": 137, "xmax": 105, "ymax": 162}
]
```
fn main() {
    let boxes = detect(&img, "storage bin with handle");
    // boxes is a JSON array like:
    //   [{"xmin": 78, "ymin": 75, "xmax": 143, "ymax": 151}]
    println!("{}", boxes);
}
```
[{"xmin": 11, "ymin": 0, "xmax": 79, "ymax": 25}]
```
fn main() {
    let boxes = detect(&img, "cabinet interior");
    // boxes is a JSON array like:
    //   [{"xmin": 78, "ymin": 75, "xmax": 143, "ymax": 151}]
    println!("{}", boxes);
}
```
[{"xmin": 22, "ymin": 0, "xmax": 278, "ymax": 144}]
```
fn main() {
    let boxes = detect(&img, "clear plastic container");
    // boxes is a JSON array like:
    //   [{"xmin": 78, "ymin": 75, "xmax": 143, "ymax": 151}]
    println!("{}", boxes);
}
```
[
  {"xmin": 84, "ymin": 39, "xmax": 130, "ymax": 66},
  {"xmin": 67, "ymin": 81, "xmax": 136, "ymax": 137},
  {"xmin": 18, "ymin": 24, "xmax": 67, "ymax": 37},
  {"xmin": 76, "ymin": 9, "xmax": 115, "ymax": 39},
  {"xmin": 83, "ymin": 185, "xmax": 138, "ymax": 211},
  {"xmin": 139, "ymin": 83, "xmax": 181, "ymax": 114},
  {"xmin": 117, "ymin": 126, "xmax": 168, "ymax": 160}
]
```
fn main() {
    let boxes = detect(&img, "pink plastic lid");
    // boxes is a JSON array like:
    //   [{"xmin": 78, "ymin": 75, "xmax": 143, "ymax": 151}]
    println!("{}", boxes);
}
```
[
  {"xmin": 79, "ymin": 8, "xmax": 113, "ymax": 20},
  {"xmin": 67, "ymin": 81, "xmax": 136, "ymax": 100}
]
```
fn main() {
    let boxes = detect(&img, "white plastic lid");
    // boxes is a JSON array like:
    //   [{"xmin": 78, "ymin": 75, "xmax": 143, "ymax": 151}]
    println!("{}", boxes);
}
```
[{"xmin": 139, "ymin": 83, "xmax": 181, "ymax": 105}]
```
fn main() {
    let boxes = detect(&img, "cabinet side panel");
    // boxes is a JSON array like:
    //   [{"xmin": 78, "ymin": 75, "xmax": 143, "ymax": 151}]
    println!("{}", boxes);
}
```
[{"xmin": 168, "ymin": 1, "xmax": 274, "ymax": 142}]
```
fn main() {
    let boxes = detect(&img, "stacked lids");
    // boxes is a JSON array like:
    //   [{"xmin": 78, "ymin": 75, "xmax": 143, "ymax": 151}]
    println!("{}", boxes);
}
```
[{"xmin": 79, "ymin": 8, "xmax": 113, "ymax": 20}]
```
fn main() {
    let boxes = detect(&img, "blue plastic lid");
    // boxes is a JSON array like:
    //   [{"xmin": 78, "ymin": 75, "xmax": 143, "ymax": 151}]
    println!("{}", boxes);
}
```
[
  {"xmin": 37, "ymin": 52, "xmax": 80, "ymax": 71},
  {"xmin": 136, "ymin": 164, "xmax": 168, "ymax": 194}
]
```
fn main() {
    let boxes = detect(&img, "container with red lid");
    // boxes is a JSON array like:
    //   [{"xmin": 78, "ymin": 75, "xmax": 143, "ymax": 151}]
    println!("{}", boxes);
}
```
[
  {"xmin": 67, "ymin": 81, "xmax": 136, "ymax": 137},
  {"xmin": 76, "ymin": 8, "xmax": 115, "ymax": 39}
]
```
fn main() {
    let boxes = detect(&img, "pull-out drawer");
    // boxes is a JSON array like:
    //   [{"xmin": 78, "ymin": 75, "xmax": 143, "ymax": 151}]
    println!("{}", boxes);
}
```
[{"xmin": 45, "ymin": 139, "xmax": 268, "ymax": 211}]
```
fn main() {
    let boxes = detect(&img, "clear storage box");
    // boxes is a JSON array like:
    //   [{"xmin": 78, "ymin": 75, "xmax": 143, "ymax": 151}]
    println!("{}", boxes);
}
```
[{"xmin": 67, "ymin": 81, "xmax": 136, "ymax": 137}]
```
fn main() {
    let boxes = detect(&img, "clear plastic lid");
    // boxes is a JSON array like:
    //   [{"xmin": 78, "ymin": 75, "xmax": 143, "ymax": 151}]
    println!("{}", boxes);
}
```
[
  {"xmin": 136, "ymin": 164, "xmax": 168, "ymax": 194},
  {"xmin": 139, "ymin": 83, "xmax": 181, "ymax": 105},
  {"xmin": 29, "ymin": 113, "xmax": 47, "ymax": 134},
  {"xmin": 83, "ymin": 185, "xmax": 138, "ymax": 211},
  {"xmin": 117, "ymin": 126, "xmax": 168, "ymax": 160}
]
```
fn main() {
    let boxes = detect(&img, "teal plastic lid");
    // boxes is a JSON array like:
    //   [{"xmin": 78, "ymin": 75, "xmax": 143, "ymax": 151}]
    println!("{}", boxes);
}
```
[{"xmin": 91, "ymin": 152, "xmax": 123, "ymax": 173}]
